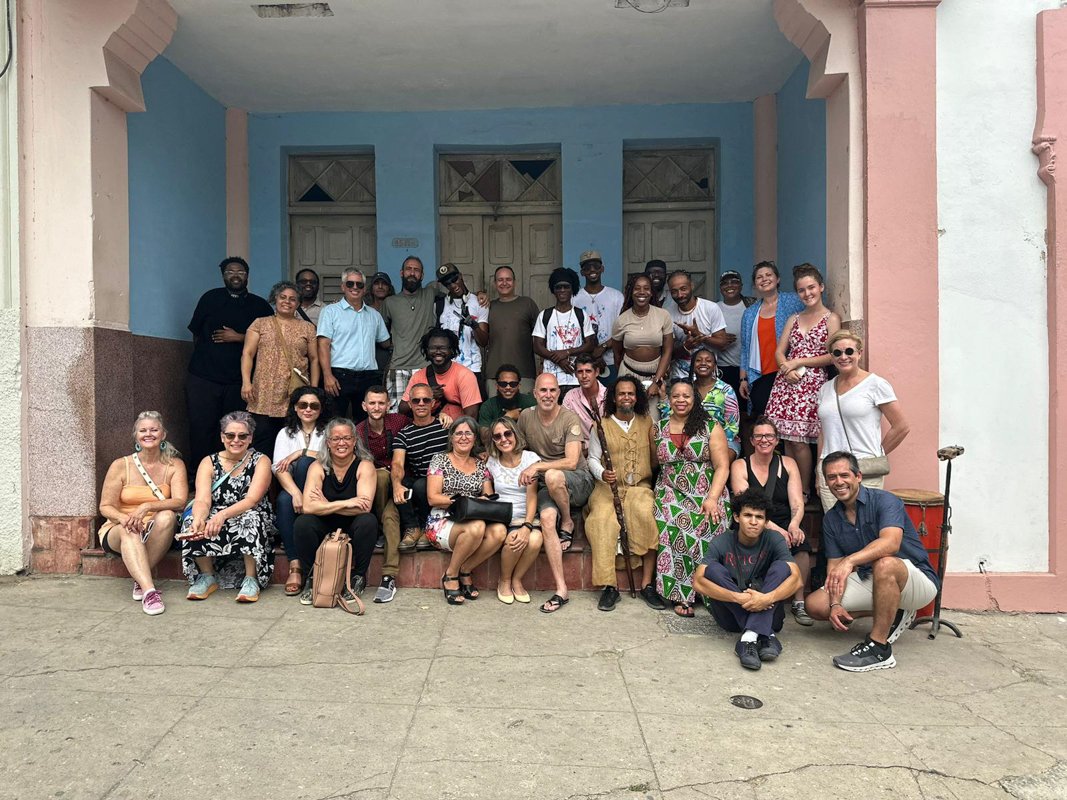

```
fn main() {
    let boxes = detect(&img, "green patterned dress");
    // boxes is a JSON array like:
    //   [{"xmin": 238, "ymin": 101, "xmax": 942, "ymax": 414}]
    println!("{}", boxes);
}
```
[{"xmin": 654, "ymin": 418, "xmax": 732, "ymax": 605}]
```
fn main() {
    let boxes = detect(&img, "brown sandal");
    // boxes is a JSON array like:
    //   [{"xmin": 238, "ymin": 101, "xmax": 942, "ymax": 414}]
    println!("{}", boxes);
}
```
[{"xmin": 284, "ymin": 563, "xmax": 304, "ymax": 596}]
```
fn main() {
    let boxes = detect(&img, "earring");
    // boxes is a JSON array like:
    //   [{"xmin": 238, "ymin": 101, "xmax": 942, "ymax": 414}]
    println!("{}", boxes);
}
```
[
  {"xmin": 160, "ymin": 440, "xmax": 168, "ymax": 452},
  {"xmin": 134, "ymin": 443, "xmax": 142, "ymax": 452}
]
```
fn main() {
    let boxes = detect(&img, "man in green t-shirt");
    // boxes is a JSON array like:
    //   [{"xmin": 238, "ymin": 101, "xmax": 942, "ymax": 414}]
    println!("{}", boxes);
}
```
[
  {"xmin": 477, "ymin": 364, "xmax": 536, "ymax": 433},
  {"xmin": 381, "ymin": 256, "xmax": 444, "ymax": 411}
]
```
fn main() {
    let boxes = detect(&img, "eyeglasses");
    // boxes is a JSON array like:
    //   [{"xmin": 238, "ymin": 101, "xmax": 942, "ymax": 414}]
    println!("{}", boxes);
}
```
[
  {"xmin": 492, "ymin": 430, "xmax": 515, "ymax": 442},
  {"xmin": 296, "ymin": 401, "xmax": 321, "ymax": 410},
  {"xmin": 452, "ymin": 431, "xmax": 475, "ymax": 439},
  {"xmin": 222, "ymin": 268, "xmax": 247, "ymax": 276},
  {"xmin": 344, "ymin": 280, "xmax": 365, "ymax": 289},
  {"xmin": 831, "ymin": 347, "xmax": 857, "ymax": 357},
  {"xmin": 496, "ymin": 380, "xmax": 520, "ymax": 389},
  {"xmin": 222, "ymin": 432, "xmax": 251, "ymax": 441},
  {"xmin": 328, "ymin": 435, "xmax": 354, "ymax": 444},
  {"xmin": 751, "ymin": 433, "xmax": 777, "ymax": 441},
  {"xmin": 410, "ymin": 397, "xmax": 434, "ymax": 405}
]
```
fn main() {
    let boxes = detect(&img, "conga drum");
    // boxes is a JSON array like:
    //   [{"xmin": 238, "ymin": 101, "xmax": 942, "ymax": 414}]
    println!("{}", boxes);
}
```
[{"xmin": 891, "ymin": 488, "xmax": 945, "ymax": 620}]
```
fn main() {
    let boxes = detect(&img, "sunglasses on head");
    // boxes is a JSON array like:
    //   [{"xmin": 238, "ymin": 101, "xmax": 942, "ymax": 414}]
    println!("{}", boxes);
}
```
[
  {"xmin": 492, "ymin": 430, "xmax": 515, "ymax": 442},
  {"xmin": 223, "ymin": 432, "xmax": 251, "ymax": 441},
  {"xmin": 344, "ymin": 280, "xmax": 365, "ymax": 289},
  {"xmin": 496, "ymin": 380, "xmax": 520, "ymax": 389},
  {"xmin": 410, "ymin": 397, "xmax": 434, "ymax": 405},
  {"xmin": 296, "ymin": 401, "xmax": 321, "ymax": 410},
  {"xmin": 831, "ymin": 347, "xmax": 857, "ymax": 357}
]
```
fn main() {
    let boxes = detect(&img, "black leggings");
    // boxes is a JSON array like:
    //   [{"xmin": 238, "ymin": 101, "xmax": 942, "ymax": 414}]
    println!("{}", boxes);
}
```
[
  {"xmin": 293, "ymin": 513, "xmax": 378, "ymax": 578},
  {"xmin": 749, "ymin": 374, "xmax": 776, "ymax": 417}
]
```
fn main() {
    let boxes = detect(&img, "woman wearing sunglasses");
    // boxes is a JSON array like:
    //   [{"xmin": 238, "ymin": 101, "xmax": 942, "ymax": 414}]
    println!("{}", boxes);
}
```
[
  {"xmin": 179, "ymin": 411, "xmax": 275, "ymax": 603},
  {"xmin": 484, "ymin": 416, "xmax": 543, "ymax": 604},
  {"xmin": 815, "ymin": 330, "xmax": 910, "ymax": 511},
  {"xmin": 272, "ymin": 387, "xmax": 329, "ymax": 595}
]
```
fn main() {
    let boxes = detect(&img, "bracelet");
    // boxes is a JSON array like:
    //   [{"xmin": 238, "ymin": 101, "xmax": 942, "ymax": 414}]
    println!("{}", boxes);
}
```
[
  {"xmin": 520, "ymin": 522, "xmax": 532, "ymax": 530},
  {"xmin": 829, "ymin": 602, "xmax": 843, "ymax": 610}
]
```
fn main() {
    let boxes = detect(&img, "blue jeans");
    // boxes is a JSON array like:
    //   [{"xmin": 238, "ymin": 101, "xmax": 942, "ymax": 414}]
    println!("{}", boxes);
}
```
[{"xmin": 276, "ymin": 455, "xmax": 315, "ymax": 560}]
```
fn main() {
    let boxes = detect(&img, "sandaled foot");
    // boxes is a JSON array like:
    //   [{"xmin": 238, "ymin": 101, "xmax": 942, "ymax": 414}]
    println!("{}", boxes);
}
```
[
  {"xmin": 459, "ymin": 571, "xmax": 479, "ymax": 600},
  {"xmin": 284, "ymin": 564, "xmax": 304, "ymax": 596},
  {"xmin": 673, "ymin": 603, "xmax": 695, "ymax": 618},
  {"xmin": 442, "ymin": 574, "xmax": 465, "ymax": 605},
  {"xmin": 558, "ymin": 525, "xmax": 575, "ymax": 553},
  {"xmin": 540, "ymin": 593, "xmax": 569, "ymax": 614}
]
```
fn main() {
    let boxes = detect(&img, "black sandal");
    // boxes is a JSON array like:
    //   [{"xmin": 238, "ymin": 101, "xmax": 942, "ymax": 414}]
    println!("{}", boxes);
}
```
[
  {"xmin": 558, "ymin": 526, "xmax": 574, "ymax": 553},
  {"xmin": 540, "ymin": 594, "xmax": 569, "ymax": 614},
  {"xmin": 441, "ymin": 574, "xmax": 465, "ymax": 605},
  {"xmin": 459, "ymin": 571, "xmax": 479, "ymax": 600}
]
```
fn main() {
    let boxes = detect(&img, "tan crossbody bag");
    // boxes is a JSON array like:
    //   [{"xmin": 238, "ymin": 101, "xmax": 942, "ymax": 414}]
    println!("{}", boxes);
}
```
[{"xmin": 311, "ymin": 529, "xmax": 365, "ymax": 615}]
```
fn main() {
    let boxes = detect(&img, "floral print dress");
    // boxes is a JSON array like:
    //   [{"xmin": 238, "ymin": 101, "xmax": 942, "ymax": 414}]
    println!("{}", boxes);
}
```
[
  {"xmin": 654, "ymin": 419, "xmax": 731, "ymax": 605},
  {"xmin": 765, "ymin": 313, "xmax": 831, "ymax": 444},
  {"xmin": 181, "ymin": 451, "xmax": 275, "ymax": 589}
]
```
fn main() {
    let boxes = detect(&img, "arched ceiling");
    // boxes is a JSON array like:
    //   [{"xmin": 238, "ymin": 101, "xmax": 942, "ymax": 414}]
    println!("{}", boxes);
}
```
[{"xmin": 164, "ymin": 0, "xmax": 804, "ymax": 111}]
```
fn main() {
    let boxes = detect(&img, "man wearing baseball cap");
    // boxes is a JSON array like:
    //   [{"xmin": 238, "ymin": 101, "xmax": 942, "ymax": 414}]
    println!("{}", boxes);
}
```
[
  {"xmin": 435, "ymin": 262, "xmax": 489, "ymax": 389},
  {"xmin": 573, "ymin": 250, "xmax": 624, "ymax": 384},
  {"xmin": 716, "ymin": 269, "xmax": 755, "ymax": 402}
]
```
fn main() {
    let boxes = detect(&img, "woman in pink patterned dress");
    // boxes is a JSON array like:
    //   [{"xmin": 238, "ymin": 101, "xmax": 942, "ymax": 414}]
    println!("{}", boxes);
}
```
[{"xmin": 764, "ymin": 264, "xmax": 841, "ymax": 500}]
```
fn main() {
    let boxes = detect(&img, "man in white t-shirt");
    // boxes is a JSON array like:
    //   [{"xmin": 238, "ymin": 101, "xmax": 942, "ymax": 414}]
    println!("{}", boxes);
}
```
[
  {"xmin": 573, "ymin": 250, "xmax": 625, "ymax": 384},
  {"xmin": 435, "ymin": 262, "xmax": 489, "ymax": 389},
  {"xmin": 715, "ymin": 270, "xmax": 753, "ymax": 400},
  {"xmin": 667, "ymin": 270, "xmax": 728, "ymax": 379},
  {"xmin": 532, "ymin": 267, "xmax": 596, "ymax": 394}
]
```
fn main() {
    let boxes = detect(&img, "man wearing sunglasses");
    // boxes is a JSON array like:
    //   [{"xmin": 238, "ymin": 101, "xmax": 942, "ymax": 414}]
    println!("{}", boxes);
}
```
[
  {"xmin": 392, "ymin": 383, "xmax": 450, "ymax": 551},
  {"xmin": 477, "ymin": 364, "xmax": 536, "ymax": 433},
  {"xmin": 435, "ymin": 263, "xmax": 489, "ymax": 390},
  {"xmin": 317, "ymin": 268, "xmax": 391, "ymax": 423},
  {"xmin": 186, "ymin": 256, "xmax": 272, "ymax": 468}
]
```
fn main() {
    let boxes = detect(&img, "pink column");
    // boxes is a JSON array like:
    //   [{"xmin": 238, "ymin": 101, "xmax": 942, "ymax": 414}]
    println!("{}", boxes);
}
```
[
  {"xmin": 945, "ymin": 9, "xmax": 1067, "ymax": 612},
  {"xmin": 858, "ymin": 0, "xmax": 940, "ymax": 492}
]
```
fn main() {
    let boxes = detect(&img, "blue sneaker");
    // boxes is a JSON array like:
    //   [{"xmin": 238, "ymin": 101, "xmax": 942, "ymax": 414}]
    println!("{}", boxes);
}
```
[
  {"xmin": 186, "ymin": 573, "xmax": 218, "ymax": 601},
  {"xmin": 236, "ymin": 576, "xmax": 260, "ymax": 603}
]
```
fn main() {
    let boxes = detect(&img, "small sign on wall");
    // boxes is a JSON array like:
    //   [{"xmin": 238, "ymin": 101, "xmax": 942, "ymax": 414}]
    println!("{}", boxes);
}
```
[{"xmin": 392, "ymin": 238, "xmax": 419, "ymax": 249}]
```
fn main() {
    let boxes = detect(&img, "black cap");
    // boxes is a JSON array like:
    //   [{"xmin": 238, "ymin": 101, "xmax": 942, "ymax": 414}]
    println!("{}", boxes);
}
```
[
  {"xmin": 371, "ymin": 271, "xmax": 393, "ymax": 287},
  {"xmin": 436, "ymin": 262, "xmax": 460, "ymax": 281},
  {"xmin": 720, "ymin": 270, "xmax": 743, "ymax": 283},
  {"xmin": 644, "ymin": 259, "xmax": 667, "ymax": 272}
]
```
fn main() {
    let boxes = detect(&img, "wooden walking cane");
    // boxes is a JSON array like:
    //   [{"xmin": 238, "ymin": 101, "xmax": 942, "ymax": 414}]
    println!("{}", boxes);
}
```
[{"xmin": 586, "ymin": 399, "xmax": 638, "ymax": 597}]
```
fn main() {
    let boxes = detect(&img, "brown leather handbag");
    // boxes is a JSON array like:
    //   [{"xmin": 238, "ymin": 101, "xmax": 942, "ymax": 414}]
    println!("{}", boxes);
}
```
[{"xmin": 311, "ymin": 529, "xmax": 365, "ymax": 615}]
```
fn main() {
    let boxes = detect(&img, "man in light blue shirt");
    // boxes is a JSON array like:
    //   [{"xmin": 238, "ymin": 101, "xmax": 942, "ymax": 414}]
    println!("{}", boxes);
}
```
[{"xmin": 317, "ymin": 268, "xmax": 391, "ymax": 423}]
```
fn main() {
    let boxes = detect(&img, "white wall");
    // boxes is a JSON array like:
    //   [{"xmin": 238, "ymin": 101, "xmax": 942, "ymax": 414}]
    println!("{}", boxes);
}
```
[{"xmin": 937, "ymin": 0, "xmax": 1057, "ymax": 572}]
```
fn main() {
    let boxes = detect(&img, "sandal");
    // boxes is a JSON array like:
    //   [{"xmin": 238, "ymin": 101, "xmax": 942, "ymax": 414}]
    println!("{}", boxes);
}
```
[
  {"xmin": 558, "ymin": 525, "xmax": 575, "ymax": 553},
  {"xmin": 673, "ymin": 603, "xmax": 695, "ymax": 618},
  {"xmin": 284, "ymin": 563, "xmax": 304, "ymax": 596},
  {"xmin": 540, "ymin": 593, "xmax": 569, "ymax": 614},
  {"xmin": 441, "ymin": 574, "xmax": 465, "ymax": 605},
  {"xmin": 459, "ymin": 571, "xmax": 479, "ymax": 600}
]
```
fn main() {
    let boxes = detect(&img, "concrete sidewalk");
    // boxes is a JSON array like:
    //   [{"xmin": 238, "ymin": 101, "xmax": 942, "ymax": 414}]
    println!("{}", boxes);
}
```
[{"xmin": 0, "ymin": 576, "xmax": 1063, "ymax": 800}]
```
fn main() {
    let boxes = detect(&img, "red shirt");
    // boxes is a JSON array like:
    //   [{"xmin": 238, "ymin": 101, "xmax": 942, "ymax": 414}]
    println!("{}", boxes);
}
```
[{"xmin": 354, "ymin": 413, "xmax": 410, "ymax": 470}]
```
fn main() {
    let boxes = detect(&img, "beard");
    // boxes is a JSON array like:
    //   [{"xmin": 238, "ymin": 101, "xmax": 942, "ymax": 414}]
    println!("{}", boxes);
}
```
[{"xmin": 403, "ymin": 276, "xmax": 422, "ymax": 293}]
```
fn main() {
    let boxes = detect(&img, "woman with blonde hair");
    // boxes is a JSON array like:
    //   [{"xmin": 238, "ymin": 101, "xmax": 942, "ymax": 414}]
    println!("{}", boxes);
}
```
[
  {"xmin": 98, "ymin": 412, "xmax": 188, "ymax": 615},
  {"xmin": 484, "ymin": 416, "xmax": 543, "ymax": 604}
]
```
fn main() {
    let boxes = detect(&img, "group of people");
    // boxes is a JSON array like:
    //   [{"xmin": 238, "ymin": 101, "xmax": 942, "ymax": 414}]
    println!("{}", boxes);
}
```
[{"xmin": 97, "ymin": 252, "xmax": 936, "ymax": 674}]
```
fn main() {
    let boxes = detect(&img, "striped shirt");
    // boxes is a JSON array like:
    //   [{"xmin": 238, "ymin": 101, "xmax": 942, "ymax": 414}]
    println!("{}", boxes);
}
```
[{"xmin": 393, "ymin": 420, "xmax": 449, "ymax": 479}]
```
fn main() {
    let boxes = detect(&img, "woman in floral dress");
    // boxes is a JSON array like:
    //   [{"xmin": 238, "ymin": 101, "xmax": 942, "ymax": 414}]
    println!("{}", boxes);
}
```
[
  {"xmin": 658, "ymin": 347, "xmax": 741, "ymax": 461},
  {"xmin": 765, "ymin": 264, "xmax": 841, "ymax": 499},
  {"xmin": 654, "ymin": 380, "xmax": 732, "ymax": 616},
  {"xmin": 179, "ymin": 411, "xmax": 275, "ymax": 602}
]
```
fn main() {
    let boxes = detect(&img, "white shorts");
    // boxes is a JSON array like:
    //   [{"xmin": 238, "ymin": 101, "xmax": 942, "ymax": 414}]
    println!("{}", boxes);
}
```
[{"xmin": 841, "ymin": 558, "xmax": 938, "ymax": 613}]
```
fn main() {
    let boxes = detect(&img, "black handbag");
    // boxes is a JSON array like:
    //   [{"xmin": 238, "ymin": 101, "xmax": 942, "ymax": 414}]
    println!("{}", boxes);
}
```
[{"xmin": 449, "ymin": 493, "xmax": 513, "ymax": 526}]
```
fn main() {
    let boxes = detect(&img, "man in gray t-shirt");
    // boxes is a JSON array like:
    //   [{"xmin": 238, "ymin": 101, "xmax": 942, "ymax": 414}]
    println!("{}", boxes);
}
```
[{"xmin": 381, "ymin": 256, "xmax": 443, "ymax": 411}]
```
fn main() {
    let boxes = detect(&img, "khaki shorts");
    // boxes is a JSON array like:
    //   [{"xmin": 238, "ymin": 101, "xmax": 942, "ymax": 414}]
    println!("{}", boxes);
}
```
[
  {"xmin": 841, "ymin": 558, "xmax": 938, "ymax": 613},
  {"xmin": 816, "ymin": 465, "xmax": 884, "ymax": 512}
]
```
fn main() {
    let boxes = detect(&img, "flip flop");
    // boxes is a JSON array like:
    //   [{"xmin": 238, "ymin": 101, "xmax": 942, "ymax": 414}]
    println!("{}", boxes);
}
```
[
  {"xmin": 540, "ymin": 594, "xmax": 569, "ymax": 614},
  {"xmin": 673, "ymin": 603, "xmax": 695, "ymax": 618},
  {"xmin": 558, "ymin": 526, "xmax": 575, "ymax": 553}
]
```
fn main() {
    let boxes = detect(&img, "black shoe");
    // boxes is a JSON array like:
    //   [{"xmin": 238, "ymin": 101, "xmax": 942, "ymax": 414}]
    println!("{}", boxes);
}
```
[
  {"xmin": 757, "ymin": 634, "xmax": 783, "ymax": 662},
  {"xmin": 736, "ymin": 638, "xmax": 762, "ymax": 671},
  {"xmin": 375, "ymin": 534, "xmax": 386, "ymax": 550},
  {"xmin": 832, "ymin": 637, "xmax": 896, "ymax": 672},
  {"xmin": 349, "ymin": 574, "xmax": 367, "ymax": 597},
  {"xmin": 639, "ymin": 583, "xmax": 667, "ymax": 610},
  {"xmin": 887, "ymin": 608, "xmax": 917, "ymax": 644},
  {"xmin": 597, "ymin": 586, "xmax": 620, "ymax": 612}
]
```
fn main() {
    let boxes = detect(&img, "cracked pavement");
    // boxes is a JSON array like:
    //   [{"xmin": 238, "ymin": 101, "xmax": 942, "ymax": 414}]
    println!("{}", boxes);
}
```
[{"xmin": 0, "ymin": 575, "xmax": 1064, "ymax": 800}]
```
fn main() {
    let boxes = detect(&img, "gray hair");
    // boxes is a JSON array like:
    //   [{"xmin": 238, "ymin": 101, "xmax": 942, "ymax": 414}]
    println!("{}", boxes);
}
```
[
  {"xmin": 445, "ymin": 416, "xmax": 480, "ymax": 454},
  {"xmin": 341, "ymin": 268, "xmax": 365, "ymax": 284},
  {"xmin": 133, "ymin": 411, "xmax": 181, "ymax": 465},
  {"xmin": 220, "ymin": 411, "xmax": 255, "ymax": 435},
  {"xmin": 269, "ymin": 280, "xmax": 299, "ymax": 305},
  {"xmin": 318, "ymin": 418, "xmax": 373, "ymax": 474}
]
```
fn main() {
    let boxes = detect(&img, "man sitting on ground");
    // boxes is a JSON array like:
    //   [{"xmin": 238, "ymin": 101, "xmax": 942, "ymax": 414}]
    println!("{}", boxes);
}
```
[
  {"xmin": 392, "ymin": 383, "xmax": 450, "ymax": 552},
  {"xmin": 692, "ymin": 489, "xmax": 802, "ymax": 671},
  {"xmin": 805, "ymin": 452, "xmax": 940, "ymax": 672},
  {"xmin": 586, "ymin": 376, "xmax": 665, "ymax": 611},
  {"xmin": 517, "ymin": 373, "xmax": 595, "ymax": 613},
  {"xmin": 353, "ymin": 386, "xmax": 408, "ymax": 603}
]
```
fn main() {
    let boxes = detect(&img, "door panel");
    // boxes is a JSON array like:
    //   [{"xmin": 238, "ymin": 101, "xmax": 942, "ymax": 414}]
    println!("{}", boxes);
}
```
[
  {"xmin": 622, "ymin": 209, "xmax": 715, "ymax": 299},
  {"xmin": 289, "ymin": 214, "xmax": 377, "ymax": 305},
  {"xmin": 441, "ymin": 215, "xmax": 485, "ymax": 293},
  {"xmin": 484, "ymin": 217, "xmax": 521, "ymax": 292},
  {"xmin": 522, "ymin": 214, "xmax": 562, "ymax": 310}
]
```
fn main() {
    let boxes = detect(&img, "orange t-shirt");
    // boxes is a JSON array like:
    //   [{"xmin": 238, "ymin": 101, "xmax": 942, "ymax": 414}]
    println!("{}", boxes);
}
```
[
  {"xmin": 758, "ymin": 315, "xmax": 778, "ymax": 377},
  {"xmin": 402, "ymin": 362, "xmax": 482, "ymax": 419}
]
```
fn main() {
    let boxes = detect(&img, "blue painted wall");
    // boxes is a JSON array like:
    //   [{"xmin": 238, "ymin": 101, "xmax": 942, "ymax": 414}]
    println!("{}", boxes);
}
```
[
  {"xmin": 247, "ymin": 104, "xmax": 756, "ymax": 297},
  {"xmin": 776, "ymin": 61, "xmax": 826, "ymax": 275},
  {"xmin": 128, "ymin": 57, "xmax": 226, "ymax": 340}
]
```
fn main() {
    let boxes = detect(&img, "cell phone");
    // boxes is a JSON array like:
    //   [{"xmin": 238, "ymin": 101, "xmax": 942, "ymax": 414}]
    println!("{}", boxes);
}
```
[
  {"xmin": 140, "ymin": 520, "xmax": 154, "ymax": 543},
  {"xmin": 404, "ymin": 488, "xmax": 413, "ymax": 502}
]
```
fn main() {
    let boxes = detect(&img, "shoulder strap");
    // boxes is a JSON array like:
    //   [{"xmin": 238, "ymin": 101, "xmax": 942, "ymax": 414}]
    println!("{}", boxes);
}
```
[
  {"xmin": 833, "ymin": 379, "xmax": 855, "ymax": 454},
  {"xmin": 297, "ymin": 306, "xmax": 312, "ymax": 323},
  {"xmin": 763, "ymin": 453, "xmax": 780, "ymax": 501},
  {"xmin": 271, "ymin": 315, "xmax": 296, "ymax": 373},
  {"xmin": 541, "ymin": 307, "xmax": 553, "ymax": 330},
  {"xmin": 132, "ymin": 454, "xmax": 167, "ymax": 501},
  {"xmin": 335, "ymin": 536, "xmax": 365, "ymax": 615},
  {"xmin": 211, "ymin": 452, "xmax": 249, "ymax": 492}
]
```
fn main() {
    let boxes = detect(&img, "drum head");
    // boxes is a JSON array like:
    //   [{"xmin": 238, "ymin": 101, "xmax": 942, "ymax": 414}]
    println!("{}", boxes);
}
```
[{"xmin": 891, "ymin": 488, "xmax": 945, "ymax": 505}]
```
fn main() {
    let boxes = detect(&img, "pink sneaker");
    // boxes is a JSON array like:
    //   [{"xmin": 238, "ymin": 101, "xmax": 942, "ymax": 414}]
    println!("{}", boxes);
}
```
[
  {"xmin": 141, "ymin": 589, "xmax": 165, "ymax": 616},
  {"xmin": 131, "ymin": 581, "xmax": 144, "ymax": 601}
]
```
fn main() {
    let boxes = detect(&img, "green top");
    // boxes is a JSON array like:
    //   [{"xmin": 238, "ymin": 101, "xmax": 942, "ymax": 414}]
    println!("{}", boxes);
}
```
[{"xmin": 477, "ymin": 393, "xmax": 537, "ymax": 428}]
